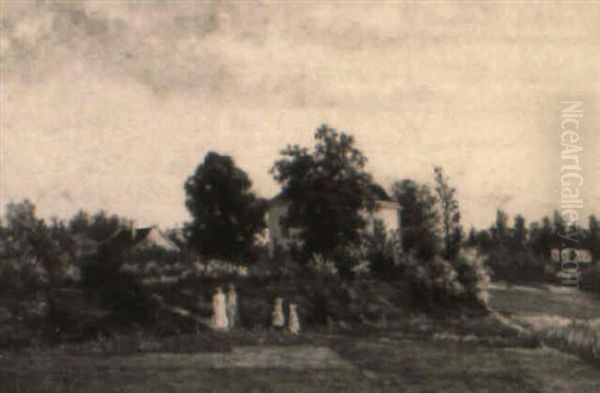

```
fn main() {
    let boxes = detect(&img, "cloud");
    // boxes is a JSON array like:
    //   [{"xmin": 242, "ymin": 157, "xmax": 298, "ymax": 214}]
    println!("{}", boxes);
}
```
[{"xmin": 1, "ymin": 0, "xmax": 225, "ymax": 94}]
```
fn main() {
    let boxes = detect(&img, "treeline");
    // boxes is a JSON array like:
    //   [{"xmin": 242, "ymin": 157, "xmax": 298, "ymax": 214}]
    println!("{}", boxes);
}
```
[
  {"xmin": 0, "ymin": 202, "xmax": 132, "ymax": 304},
  {"xmin": 465, "ymin": 210, "xmax": 600, "ymax": 287}
]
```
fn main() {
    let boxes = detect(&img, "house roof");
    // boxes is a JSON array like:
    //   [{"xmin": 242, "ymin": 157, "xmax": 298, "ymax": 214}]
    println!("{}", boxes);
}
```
[{"xmin": 99, "ymin": 225, "xmax": 179, "ymax": 253}]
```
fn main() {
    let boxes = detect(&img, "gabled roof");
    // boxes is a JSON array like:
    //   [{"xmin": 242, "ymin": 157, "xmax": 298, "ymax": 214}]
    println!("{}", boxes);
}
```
[{"xmin": 99, "ymin": 225, "xmax": 179, "ymax": 253}]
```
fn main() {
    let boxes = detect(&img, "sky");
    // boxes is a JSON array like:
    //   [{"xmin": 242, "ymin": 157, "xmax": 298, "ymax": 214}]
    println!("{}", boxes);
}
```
[{"xmin": 1, "ymin": 0, "xmax": 599, "ymax": 230}]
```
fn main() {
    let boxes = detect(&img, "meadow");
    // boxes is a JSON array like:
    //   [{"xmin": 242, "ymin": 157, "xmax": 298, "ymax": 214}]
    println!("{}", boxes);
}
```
[{"xmin": 2, "ymin": 282, "xmax": 600, "ymax": 393}]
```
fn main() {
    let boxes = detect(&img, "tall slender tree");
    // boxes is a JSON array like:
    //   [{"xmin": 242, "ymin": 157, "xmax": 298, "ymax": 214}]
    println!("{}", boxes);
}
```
[
  {"xmin": 433, "ymin": 167, "xmax": 462, "ymax": 260},
  {"xmin": 392, "ymin": 179, "xmax": 439, "ymax": 260}
]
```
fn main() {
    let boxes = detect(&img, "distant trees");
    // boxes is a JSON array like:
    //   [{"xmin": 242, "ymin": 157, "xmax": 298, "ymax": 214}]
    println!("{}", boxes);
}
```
[
  {"xmin": 586, "ymin": 215, "xmax": 600, "ymax": 262},
  {"xmin": 2, "ymin": 200, "xmax": 64, "ymax": 286},
  {"xmin": 0, "ymin": 200, "xmax": 76, "ymax": 325},
  {"xmin": 512, "ymin": 214, "xmax": 527, "ymax": 250},
  {"xmin": 392, "ymin": 179, "xmax": 439, "ymax": 260},
  {"xmin": 271, "ymin": 124, "xmax": 378, "ymax": 262},
  {"xmin": 469, "ymin": 209, "xmax": 600, "ymax": 284},
  {"xmin": 68, "ymin": 210, "xmax": 131, "ymax": 243},
  {"xmin": 529, "ymin": 216, "xmax": 554, "ymax": 259},
  {"xmin": 184, "ymin": 152, "xmax": 266, "ymax": 261},
  {"xmin": 490, "ymin": 209, "xmax": 509, "ymax": 244}
]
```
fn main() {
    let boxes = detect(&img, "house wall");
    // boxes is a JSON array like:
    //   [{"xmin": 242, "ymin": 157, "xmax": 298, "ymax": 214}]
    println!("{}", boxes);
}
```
[
  {"xmin": 368, "ymin": 203, "xmax": 401, "ymax": 234},
  {"xmin": 266, "ymin": 202, "xmax": 298, "ymax": 256}
]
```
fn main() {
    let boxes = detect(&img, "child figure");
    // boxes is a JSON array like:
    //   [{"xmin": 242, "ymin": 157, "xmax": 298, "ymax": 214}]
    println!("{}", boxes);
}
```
[
  {"xmin": 226, "ymin": 284, "xmax": 238, "ymax": 329},
  {"xmin": 272, "ymin": 297, "xmax": 285, "ymax": 330},
  {"xmin": 212, "ymin": 286, "xmax": 229, "ymax": 331},
  {"xmin": 288, "ymin": 303, "xmax": 300, "ymax": 335}
]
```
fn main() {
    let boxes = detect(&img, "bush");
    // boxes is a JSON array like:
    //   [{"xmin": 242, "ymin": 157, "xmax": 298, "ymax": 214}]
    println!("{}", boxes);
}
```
[
  {"xmin": 428, "ymin": 256, "xmax": 465, "ymax": 301},
  {"xmin": 398, "ymin": 253, "xmax": 434, "ymax": 307},
  {"xmin": 362, "ymin": 224, "xmax": 403, "ymax": 278},
  {"xmin": 454, "ymin": 249, "xmax": 491, "ymax": 306},
  {"xmin": 395, "ymin": 250, "xmax": 490, "ymax": 310},
  {"xmin": 307, "ymin": 253, "xmax": 339, "ymax": 277}
]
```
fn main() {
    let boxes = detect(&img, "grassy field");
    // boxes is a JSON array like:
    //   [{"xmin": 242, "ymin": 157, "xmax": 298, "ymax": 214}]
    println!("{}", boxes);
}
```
[
  {"xmin": 2, "ymin": 283, "xmax": 600, "ymax": 393},
  {"xmin": 488, "ymin": 281, "xmax": 600, "ymax": 366},
  {"xmin": 487, "ymin": 282, "xmax": 600, "ymax": 321}
]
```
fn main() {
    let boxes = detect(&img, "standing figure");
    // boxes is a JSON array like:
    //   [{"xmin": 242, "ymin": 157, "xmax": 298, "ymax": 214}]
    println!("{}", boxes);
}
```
[
  {"xmin": 212, "ymin": 286, "xmax": 229, "ymax": 331},
  {"xmin": 272, "ymin": 297, "xmax": 285, "ymax": 330},
  {"xmin": 288, "ymin": 303, "xmax": 300, "ymax": 335},
  {"xmin": 226, "ymin": 284, "xmax": 238, "ymax": 329}
]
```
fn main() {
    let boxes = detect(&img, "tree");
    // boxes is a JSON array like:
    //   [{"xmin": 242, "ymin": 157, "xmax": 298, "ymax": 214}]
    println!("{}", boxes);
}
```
[
  {"xmin": 433, "ymin": 167, "xmax": 463, "ymax": 260},
  {"xmin": 530, "ymin": 216, "xmax": 553, "ymax": 258},
  {"xmin": 68, "ymin": 210, "xmax": 131, "ymax": 242},
  {"xmin": 391, "ymin": 179, "xmax": 440, "ymax": 260},
  {"xmin": 490, "ymin": 209, "xmax": 509, "ymax": 244},
  {"xmin": 511, "ymin": 214, "xmax": 527, "ymax": 250},
  {"xmin": 271, "ymin": 124, "xmax": 377, "ymax": 261},
  {"xmin": 184, "ymin": 152, "xmax": 266, "ymax": 261},
  {"xmin": 586, "ymin": 215, "xmax": 600, "ymax": 262},
  {"xmin": 2, "ymin": 200, "xmax": 66, "ymax": 319}
]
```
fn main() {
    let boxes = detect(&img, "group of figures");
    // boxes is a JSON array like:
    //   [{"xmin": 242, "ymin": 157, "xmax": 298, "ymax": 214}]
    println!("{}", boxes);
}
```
[
  {"xmin": 211, "ymin": 287, "xmax": 300, "ymax": 334},
  {"xmin": 211, "ymin": 284, "xmax": 238, "ymax": 331},
  {"xmin": 272, "ymin": 297, "xmax": 300, "ymax": 335}
]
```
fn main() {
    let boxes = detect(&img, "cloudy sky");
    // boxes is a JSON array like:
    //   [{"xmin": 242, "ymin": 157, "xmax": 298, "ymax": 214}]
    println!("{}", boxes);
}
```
[{"xmin": 1, "ymin": 0, "xmax": 599, "ymax": 229}]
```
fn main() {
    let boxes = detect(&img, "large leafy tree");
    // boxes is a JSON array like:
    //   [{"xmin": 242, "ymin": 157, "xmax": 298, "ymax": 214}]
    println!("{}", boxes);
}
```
[
  {"xmin": 271, "ymin": 124, "xmax": 377, "ymax": 260},
  {"xmin": 184, "ymin": 152, "xmax": 266, "ymax": 261},
  {"xmin": 391, "ymin": 179, "xmax": 439, "ymax": 260},
  {"xmin": 1, "ymin": 200, "xmax": 66, "ymax": 318}
]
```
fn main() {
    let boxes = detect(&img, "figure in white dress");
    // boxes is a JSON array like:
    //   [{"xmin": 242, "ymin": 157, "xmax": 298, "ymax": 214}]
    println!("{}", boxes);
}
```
[
  {"xmin": 226, "ymin": 284, "xmax": 238, "ymax": 329},
  {"xmin": 212, "ymin": 286, "xmax": 229, "ymax": 331},
  {"xmin": 272, "ymin": 297, "xmax": 285, "ymax": 330},
  {"xmin": 288, "ymin": 303, "xmax": 300, "ymax": 335}
]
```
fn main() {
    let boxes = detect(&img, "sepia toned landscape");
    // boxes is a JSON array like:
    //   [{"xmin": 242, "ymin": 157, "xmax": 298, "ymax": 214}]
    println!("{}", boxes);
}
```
[{"xmin": 1, "ymin": 1, "xmax": 599, "ymax": 392}]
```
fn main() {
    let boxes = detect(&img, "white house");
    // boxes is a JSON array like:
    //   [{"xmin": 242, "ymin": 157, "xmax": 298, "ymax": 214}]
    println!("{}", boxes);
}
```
[
  {"xmin": 265, "ymin": 195, "xmax": 402, "ymax": 256},
  {"xmin": 551, "ymin": 248, "xmax": 593, "ymax": 264}
]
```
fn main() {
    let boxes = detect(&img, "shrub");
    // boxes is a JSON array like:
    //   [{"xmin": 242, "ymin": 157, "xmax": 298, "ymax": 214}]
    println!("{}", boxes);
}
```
[
  {"xmin": 307, "ymin": 253, "xmax": 339, "ymax": 277},
  {"xmin": 362, "ymin": 223, "xmax": 403, "ymax": 278},
  {"xmin": 239, "ymin": 296, "xmax": 271, "ymax": 329},
  {"xmin": 399, "ymin": 253, "xmax": 434, "ymax": 307},
  {"xmin": 454, "ymin": 249, "xmax": 491, "ymax": 306},
  {"xmin": 428, "ymin": 256, "xmax": 465, "ymax": 301}
]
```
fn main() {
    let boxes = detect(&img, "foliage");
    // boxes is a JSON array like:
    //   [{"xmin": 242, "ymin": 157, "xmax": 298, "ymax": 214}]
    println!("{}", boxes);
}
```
[
  {"xmin": 433, "ymin": 167, "xmax": 463, "ymax": 260},
  {"xmin": 184, "ymin": 152, "xmax": 266, "ymax": 261},
  {"xmin": 306, "ymin": 253, "xmax": 339, "ymax": 277},
  {"xmin": 469, "ymin": 210, "xmax": 600, "ymax": 285},
  {"xmin": 391, "ymin": 179, "xmax": 440, "ymax": 260},
  {"xmin": 453, "ymin": 249, "xmax": 491, "ymax": 306},
  {"xmin": 584, "ymin": 215, "xmax": 600, "ymax": 264},
  {"xmin": 69, "ymin": 210, "xmax": 132, "ymax": 243},
  {"xmin": 271, "ymin": 124, "xmax": 378, "ymax": 262},
  {"xmin": 1, "ymin": 201, "xmax": 65, "ymax": 300},
  {"xmin": 360, "ymin": 220, "xmax": 402, "ymax": 278}
]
